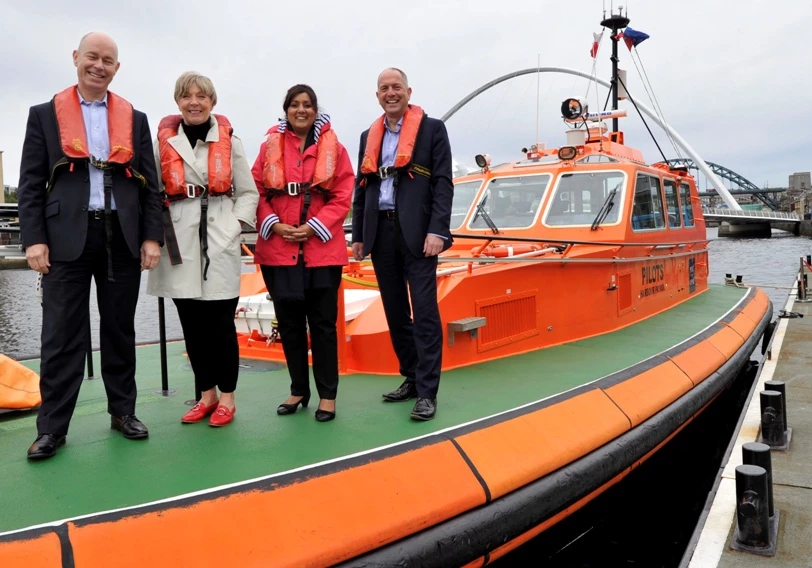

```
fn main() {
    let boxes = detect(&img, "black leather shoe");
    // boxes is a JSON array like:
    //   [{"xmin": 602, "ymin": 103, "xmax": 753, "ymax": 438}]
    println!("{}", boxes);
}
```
[
  {"xmin": 410, "ymin": 398, "xmax": 437, "ymax": 421},
  {"xmin": 111, "ymin": 415, "xmax": 149, "ymax": 439},
  {"xmin": 27, "ymin": 434, "xmax": 66, "ymax": 460},
  {"xmin": 315, "ymin": 409, "xmax": 336, "ymax": 422},
  {"xmin": 382, "ymin": 381, "xmax": 418, "ymax": 402},
  {"xmin": 277, "ymin": 395, "xmax": 310, "ymax": 415}
]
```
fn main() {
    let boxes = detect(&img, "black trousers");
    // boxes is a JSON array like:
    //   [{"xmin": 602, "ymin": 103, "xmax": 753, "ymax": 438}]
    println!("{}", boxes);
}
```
[
  {"xmin": 260, "ymin": 265, "xmax": 341, "ymax": 400},
  {"xmin": 371, "ymin": 214, "xmax": 442, "ymax": 399},
  {"xmin": 173, "ymin": 297, "xmax": 239, "ymax": 394},
  {"xmin": 37, "ymin": 214, "xmax": 141, "ymax": 436}
]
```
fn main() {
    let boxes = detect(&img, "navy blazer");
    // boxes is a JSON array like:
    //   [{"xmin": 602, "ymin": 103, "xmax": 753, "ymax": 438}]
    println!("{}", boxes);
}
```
[
  {"xmin": 351, "ymin": 115, "xmax": 454, "ymax": 258},
  {"xmin": 17, "ymin": 98, "xmax": 163, "ymax": 261}
]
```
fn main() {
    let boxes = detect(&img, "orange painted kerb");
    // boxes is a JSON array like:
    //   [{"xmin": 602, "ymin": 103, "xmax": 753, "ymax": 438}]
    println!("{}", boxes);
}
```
[
  {"xmin": 455, "ymin": 390, "xmax": 630, "ymax": 499},
  {"xmin": 0, "ymin": 533, "xmax": 62, "ymax": 568},
  {"xmin": 70, "ymin": 441, "xmax": 485, "ymax": 568}
]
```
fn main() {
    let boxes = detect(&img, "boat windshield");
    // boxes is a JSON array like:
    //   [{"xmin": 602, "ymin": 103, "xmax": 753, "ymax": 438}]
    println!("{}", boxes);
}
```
[
  {"xmin": 468, "ymin": 174, "xmax": 551, "ymax": 230},
  {"xmin": 544, "ymin": 171, "xmax": 626, "ymax": 226},
  {"xmin": 450, "ymin": 180, "xmax": 482, "ymax": 230}
]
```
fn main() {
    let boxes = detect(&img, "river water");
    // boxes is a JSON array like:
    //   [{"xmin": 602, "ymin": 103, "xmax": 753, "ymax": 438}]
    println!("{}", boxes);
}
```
[{"xmin": 1, "ymin": 227, "xmax": 808, "ymax": 359}]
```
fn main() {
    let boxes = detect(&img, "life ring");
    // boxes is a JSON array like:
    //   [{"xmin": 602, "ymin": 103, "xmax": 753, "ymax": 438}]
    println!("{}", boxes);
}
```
[{"xmin": 472, "ymin": 244, "xmax": 540, "ymax": 258}]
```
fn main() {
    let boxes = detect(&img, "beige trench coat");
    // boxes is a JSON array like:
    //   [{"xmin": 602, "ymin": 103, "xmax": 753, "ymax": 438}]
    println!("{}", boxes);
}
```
[{"xmin": 147, "ymin": 117, "xmax": 258, "ymax": 300}]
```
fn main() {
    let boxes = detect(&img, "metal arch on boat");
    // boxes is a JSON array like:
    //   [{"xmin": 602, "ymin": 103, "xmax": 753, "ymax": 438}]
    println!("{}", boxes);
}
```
[{"xmin": 440, "ymin": 66, "xmax": 741, "ymax": 210}]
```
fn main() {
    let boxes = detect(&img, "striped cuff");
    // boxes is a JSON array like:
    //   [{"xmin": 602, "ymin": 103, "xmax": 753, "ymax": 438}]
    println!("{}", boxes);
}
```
[
  {"xmin": 307, "ymin": 218, "xmax": 332, "ymax": 243},
  {"xmin": 259, "ymin": 214, "xmax": 280, "ymax": 240}
]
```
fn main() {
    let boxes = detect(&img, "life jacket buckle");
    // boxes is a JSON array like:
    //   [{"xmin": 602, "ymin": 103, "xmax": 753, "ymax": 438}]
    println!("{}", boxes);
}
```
[
  {"xmin": 286, "ymin": 182, "xmax": 301, "ymax": 196},
  {"xmin": 186, "ymin": 183, "xmax": 197, "ymax": 199},
  {"xmin": 378, "ymin": 166, "xmax": 394, "ymax": 180}
]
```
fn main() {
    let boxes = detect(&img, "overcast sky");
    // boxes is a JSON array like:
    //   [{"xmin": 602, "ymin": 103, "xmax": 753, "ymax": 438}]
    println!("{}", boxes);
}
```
[{"xmin": 1, "ymin": 0, "xmax": 809, "ymax": 190}]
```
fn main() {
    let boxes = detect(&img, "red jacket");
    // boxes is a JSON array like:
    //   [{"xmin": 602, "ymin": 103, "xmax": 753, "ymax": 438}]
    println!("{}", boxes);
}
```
[{"xmin": 252, "ymin": 120, "xmax": 353, "ymax": 267}]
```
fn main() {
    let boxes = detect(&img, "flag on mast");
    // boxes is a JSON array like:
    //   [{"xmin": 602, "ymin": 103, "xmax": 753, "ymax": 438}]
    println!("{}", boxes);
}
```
[
  {"xmin": 590, "ymin": 31, "xmax": 604, "ymax": 59},
  {"xmin": 617, "ymin": 27, "xmax": 650, "ymax": 50}
]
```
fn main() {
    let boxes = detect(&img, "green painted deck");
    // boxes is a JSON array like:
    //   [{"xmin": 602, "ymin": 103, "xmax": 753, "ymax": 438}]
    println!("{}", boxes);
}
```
[{"xmin": 0, "ymin": 285, "xmax": 748, "ymax": 535}]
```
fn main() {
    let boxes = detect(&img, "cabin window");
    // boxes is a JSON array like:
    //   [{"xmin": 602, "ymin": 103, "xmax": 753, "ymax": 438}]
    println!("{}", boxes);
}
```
[
  {"xmin": 680, "ymin": 183, "xmax": 695, "ymax": 227},
  {"xmin": 450, "ymin": 181, "xmax": 482, "ymax": 230},
  {"xmin": 632, "ymin": 174, "xmax": 665, "ymax": 231},
  {"xmin": 664, "ymin": 179, "xmax": 682, "ymax": 228},
  {"xmin": 468, "ymin": 174, "xmax": 551, "ymax": 230},
  {"xmin": 544, "ymin": 171, "xmax": 625, "ymax": 226},
  {"xmin": 575, "ymin": 154, "xmax": 620, "ymax": 164}
]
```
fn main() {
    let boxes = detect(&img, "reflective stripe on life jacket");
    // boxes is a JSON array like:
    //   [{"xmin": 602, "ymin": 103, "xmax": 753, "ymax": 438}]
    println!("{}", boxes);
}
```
[
  {"xmin": 262, "ymin": 127, "xmax": 339, "ymax": 192},
  {"xmin": 52, "ymin": 86, "xmax": 134, "ymax": 165},
  {"xmin": 360, "ymin": 104, "xmax": 424, "ymax": 176},
  {"xmin": 157, "ymin": 114, "xmax": 234, "ymax": 201}
]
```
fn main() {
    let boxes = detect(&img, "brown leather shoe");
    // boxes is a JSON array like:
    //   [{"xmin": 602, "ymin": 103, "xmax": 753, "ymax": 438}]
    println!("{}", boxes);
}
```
[
  {"xmin": 27, "ymin": 434, "xmax": 66, "ymax": 460},
  {"xmin": 111, "ymin": 415, "xmax": 149, "ymax": 439}
]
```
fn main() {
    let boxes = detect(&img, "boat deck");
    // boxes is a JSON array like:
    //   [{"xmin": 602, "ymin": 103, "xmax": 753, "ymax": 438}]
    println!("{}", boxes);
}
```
[
  {"xmin": 0, "ymin": 285, "xmax": 749, "ymax": 536},
  {"xmin": 686, "ymin": 291, "xmax": 812, "ymax": 567}
]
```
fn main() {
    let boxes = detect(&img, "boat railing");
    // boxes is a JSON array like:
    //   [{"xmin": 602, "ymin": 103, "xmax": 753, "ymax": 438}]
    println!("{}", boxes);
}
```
[{"xmin": 448, "ymin": 232, "xmax": 709, "ymax": 249}]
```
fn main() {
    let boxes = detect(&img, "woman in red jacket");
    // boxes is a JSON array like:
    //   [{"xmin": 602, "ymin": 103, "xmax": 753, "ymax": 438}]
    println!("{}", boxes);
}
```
[{"xmin": 252, "ymin": 84, "xmax": 354, "ymax": 422}]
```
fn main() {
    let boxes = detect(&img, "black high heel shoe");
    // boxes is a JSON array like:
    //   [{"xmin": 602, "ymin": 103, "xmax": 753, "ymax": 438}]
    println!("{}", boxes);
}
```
[
  {"xmin": 315, "ymin": 409, "xmax": 335, "ymax": 422},
  {"xmin": 315, "ymin": 400, "xmax": 336, "ymax": 422},
  {"xmin": 277, "ymin": 395, "xmax": 310, "ymax": 415}
]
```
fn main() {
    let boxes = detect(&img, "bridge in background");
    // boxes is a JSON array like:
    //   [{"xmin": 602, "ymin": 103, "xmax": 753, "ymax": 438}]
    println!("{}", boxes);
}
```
[
  {"xmin": 702, "ymin": 208, "xmax": 801, "ymax": 236},
  {"xmin": 660, "ymin": 159, "xmax": 784, "ymax": 211}
]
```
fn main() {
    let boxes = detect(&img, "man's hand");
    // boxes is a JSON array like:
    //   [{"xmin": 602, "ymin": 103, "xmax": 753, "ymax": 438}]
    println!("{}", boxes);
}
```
[
  {"xmin": 26, "ymin": 244, "xmax": 50, "ymax": 274},
  {"xmin": 423, "ymin": 235, "xmax": 444, "ymax": 257},
  {"xmin": 351, "ymin": 242, "xmax": 365, "ymax": 261},
  {"xmin": 140, "ymin": 240, "xmax": 161, "ymax": 271}
]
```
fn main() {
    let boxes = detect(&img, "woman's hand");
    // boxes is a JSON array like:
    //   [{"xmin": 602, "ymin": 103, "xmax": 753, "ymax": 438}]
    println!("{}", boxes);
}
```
[{"xmin": 273, "ymin": 223, "xmax": 314, "ymax": 242}]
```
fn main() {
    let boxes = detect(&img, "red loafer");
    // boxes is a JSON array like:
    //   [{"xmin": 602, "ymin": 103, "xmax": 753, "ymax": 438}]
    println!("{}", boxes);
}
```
[
  {"xmin": 209, "ymin": 405, "xmax": 235, "ymax": 427},
  {"xmin": 181, "ymin": 399, "xmax": 219, "ymax": 424}
]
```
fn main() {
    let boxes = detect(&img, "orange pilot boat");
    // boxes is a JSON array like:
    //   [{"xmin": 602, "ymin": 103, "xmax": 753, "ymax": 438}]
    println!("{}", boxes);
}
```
[{"xmin": 0, "ymin": 10, "xmax": 772, "ymax": 568}]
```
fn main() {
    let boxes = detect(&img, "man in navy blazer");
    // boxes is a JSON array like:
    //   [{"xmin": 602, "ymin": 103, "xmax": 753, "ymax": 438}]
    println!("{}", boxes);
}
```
[
  {"xmin": 18, "ymin": 32, "xmax": 163, "ymax": 459},
  {"xmin": 351, "ymin": 68, "xmax": 454, "ymax": 421}
]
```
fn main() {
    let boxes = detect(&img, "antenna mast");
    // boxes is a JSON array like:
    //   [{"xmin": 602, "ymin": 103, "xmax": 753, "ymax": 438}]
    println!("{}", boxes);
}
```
[{"xmin": 601, "ymin": 5, "xmax": 630, "ymax": 132}]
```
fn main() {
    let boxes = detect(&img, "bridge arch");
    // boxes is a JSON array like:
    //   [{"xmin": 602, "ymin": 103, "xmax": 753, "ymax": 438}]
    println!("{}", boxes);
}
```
[
  {"xmin": 660, "ymin": 158, "xmax": 779, "ymax": 210},
  {"xmin": 441, "ymin": 67, "xmax": 741, "ymax": 210}
]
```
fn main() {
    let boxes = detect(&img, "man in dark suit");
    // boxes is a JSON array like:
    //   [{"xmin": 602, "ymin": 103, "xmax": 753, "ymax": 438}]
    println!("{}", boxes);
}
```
[
  {"xmin": 18, "ymin": 32, "xmax": 163, "ymax": 460},
  {"xmin": 351, "ymin": 68, "xmax": 454, "ymax": 421}
]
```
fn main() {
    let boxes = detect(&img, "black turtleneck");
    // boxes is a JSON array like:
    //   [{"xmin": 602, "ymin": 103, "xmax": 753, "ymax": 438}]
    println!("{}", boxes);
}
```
[{"xmin": 183, "ymin": 118, "xmax": 211, "ymax": 148}]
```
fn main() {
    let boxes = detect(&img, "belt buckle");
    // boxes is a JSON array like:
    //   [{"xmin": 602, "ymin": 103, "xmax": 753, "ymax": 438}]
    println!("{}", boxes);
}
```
[
  {"xmin": 378, "ymin": 166, "xmax": 390, "ymax": 180},
  {"xmin": 287, "ymin": 182, "xmax": 300, "ymax": 196},
  {"xmin": 91, "ymin": 209, "xmax": 104, "ymax": 220},
  {"xmin": 186, "ymin": 183, "xmax": 197, "ymax": 199}
]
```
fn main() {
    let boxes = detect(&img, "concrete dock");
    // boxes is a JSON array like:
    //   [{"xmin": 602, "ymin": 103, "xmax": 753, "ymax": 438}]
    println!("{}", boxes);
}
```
[{"xmin": 685, "ymin": 289, "xmax": 812, "ymax": 567}]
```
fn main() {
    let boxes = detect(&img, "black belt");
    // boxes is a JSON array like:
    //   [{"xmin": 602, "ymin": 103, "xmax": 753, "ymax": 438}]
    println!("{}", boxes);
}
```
[
  {"xmin": 88, "ymin": 209, "xmax": 117, "ymax": 220},
  {"xmin": 379, "ymin": 210, "xmax": 396, "ymax": 220}
]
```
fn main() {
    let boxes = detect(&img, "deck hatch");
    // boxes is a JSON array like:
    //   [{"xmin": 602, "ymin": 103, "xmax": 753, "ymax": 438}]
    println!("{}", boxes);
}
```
[{"xmin": 475, "ymin": 291, "xmax": 539, "ymax": 351}]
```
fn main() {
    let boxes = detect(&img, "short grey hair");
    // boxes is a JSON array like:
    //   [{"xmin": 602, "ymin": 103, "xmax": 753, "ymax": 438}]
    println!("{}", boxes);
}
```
[
  {"xmin": 173, "ymin": 71, "xmax": 217, "ymax": 106},
  {"xmin": 379, "ymin": 67, "xmax": 409, "ymax": 88}
]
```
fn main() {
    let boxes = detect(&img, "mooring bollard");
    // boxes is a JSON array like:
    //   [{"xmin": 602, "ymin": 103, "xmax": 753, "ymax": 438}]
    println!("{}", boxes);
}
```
[
  {"xmin": 733, "ymin": 464, "xmax": 772, "ymax": 552},
  {"xmin": 764, "ymin": 380, "xmax": 788, "ymax": 433},
  {"xmin": 742, "ymin": 442, "xmax": 774, "ymax": 518},
  {"xmin": 760, "ymin": 390, "xmax": 787, "ymax": 448}
]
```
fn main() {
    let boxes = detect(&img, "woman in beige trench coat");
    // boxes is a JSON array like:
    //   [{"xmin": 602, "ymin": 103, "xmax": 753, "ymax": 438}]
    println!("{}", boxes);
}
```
[{"xmin": 147, "ymin": 71, "xmax": 257, "ymax": 427}]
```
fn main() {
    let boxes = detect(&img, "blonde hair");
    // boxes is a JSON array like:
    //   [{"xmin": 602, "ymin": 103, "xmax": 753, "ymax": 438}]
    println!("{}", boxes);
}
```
[{"xmin": 173, "ymin": 71, "xmax": 217, "ymax": 106}]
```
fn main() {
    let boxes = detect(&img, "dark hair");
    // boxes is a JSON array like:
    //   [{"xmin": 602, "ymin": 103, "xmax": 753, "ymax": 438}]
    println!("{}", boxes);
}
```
[{"xmin": 283, "ymin": 84, "xmax": 318, "ymax": 113}]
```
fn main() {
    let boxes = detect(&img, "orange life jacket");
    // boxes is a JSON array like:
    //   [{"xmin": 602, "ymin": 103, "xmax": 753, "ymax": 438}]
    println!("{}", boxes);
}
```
[
  {"xmin": 157, "ymin": 115, "xmax": 234, "ymax": 202},
  {"xmin": 262, "ymin": 127, "xmax": 339, "ymax": 192},
  {"xmin": 52, "ymin": 86, "xmax": 134, "ymax": 165},
  {"xmin": 360, "ymin": 105, "xmax": 424, "ymax": 176}
]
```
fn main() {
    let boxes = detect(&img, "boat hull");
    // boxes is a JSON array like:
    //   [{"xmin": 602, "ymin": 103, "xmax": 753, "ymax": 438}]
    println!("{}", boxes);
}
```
[{"xmin": 0, "ymin": 288, "xmax": 771, "ymax": 567}]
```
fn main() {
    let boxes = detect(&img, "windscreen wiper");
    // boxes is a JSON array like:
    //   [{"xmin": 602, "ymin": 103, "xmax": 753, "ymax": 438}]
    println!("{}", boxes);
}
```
[
  {"xmin": 472, "ymin": 196, "xmax": 499, "ymax": 234},
  {"xmin": 591, "ymin": 187, "xmax": 618, "ymax": 231}
]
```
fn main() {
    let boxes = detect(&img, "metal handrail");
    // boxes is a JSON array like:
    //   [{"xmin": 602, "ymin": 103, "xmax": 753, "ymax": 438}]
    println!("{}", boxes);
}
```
[{"xmin": 702, "ymin": 208, "xmax": 800, "ymax": 221}]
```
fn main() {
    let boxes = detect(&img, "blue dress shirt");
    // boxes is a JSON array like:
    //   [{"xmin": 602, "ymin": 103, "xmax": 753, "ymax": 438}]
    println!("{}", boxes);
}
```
[{"xmin": 78, "ymin": 89, "xmax": 116, "ymax": 211}]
